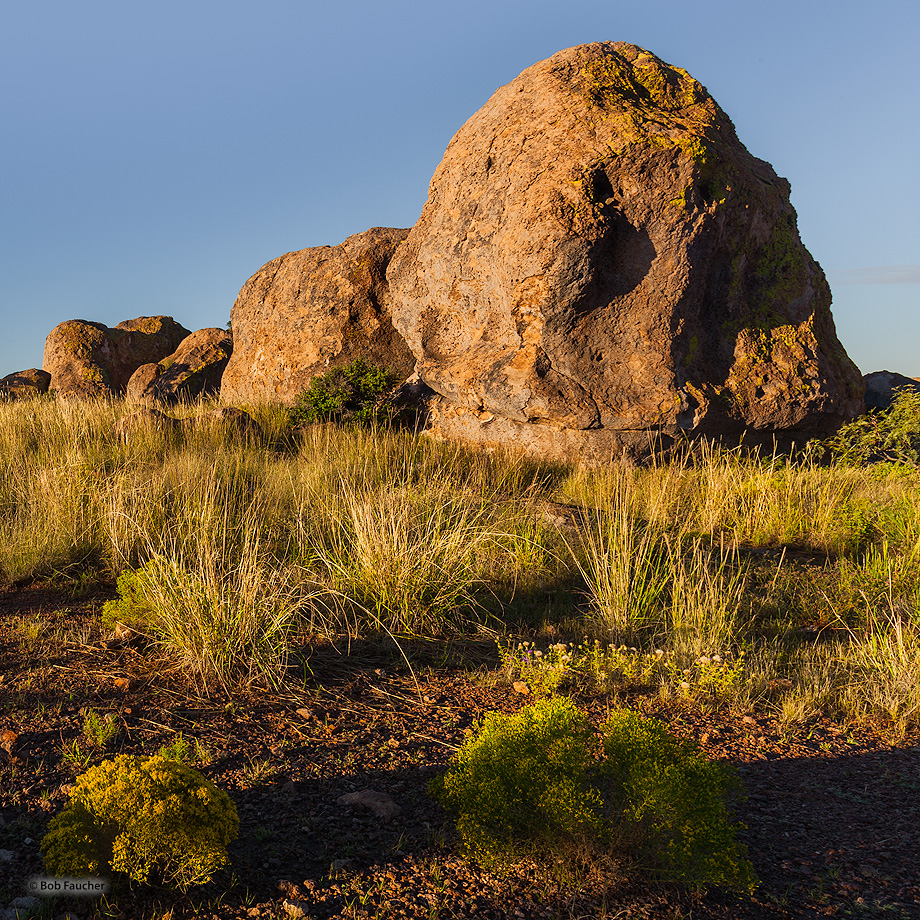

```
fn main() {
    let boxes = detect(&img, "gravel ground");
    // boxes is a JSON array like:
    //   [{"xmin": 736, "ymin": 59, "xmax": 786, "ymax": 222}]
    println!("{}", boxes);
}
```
[{"xmin": 1, "ymin": 585, "xmax": 918, "ymax": 920}]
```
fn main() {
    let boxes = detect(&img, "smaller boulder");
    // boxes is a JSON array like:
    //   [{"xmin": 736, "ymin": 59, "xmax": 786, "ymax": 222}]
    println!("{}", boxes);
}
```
[
  {"xmin": 221, "ymin": 227, "xmax": 414, "ymax": 405},
  {"xmin": 186, "ymin": 406, "xmax": 261, "ymax": 439},
  {"xmin": 43, "ymin": 316, "xmax": 191, "ymax": 398},
  {"xmin": 126, "ymin": 328, "xmax": 233, "ymax": 405},
  {"xmin": 0, "ymin": 368, "xmax": 51, "ymax": 400},
  {"xmin": 114, "ymin": 406, "xmax": 260, "ymax": 442},
  {"xmin": 113, "ymin": 407, "xmax": 181, "ymax": 441},
  {"xmin": 863, "ymin": 371, "xmax": 920, "ymax": 410},
  {"xmin": 125, "ymin": 363, "xmax": 163, "ymax": 402}
]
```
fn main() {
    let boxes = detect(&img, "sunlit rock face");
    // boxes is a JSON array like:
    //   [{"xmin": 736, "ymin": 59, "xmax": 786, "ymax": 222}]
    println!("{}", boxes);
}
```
[
  {"xmin": 43, "ymin": 316, "xmax": 191, "ymax": 399},
  {"xmin": 387, "ymin": 42, "xmax": 864, "ymax": 461},
  {"xmin": 221, "ymin": 227, "xmax": 414, "ymax": 405}
]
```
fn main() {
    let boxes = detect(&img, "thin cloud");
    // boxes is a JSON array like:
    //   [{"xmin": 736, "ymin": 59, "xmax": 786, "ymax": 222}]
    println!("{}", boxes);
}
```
[{"xmin": 828, "ymin": 265, "xmax": 920, "ymax": 285}]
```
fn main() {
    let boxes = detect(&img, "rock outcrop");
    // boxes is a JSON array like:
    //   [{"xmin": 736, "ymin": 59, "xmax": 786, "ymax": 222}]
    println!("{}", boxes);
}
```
[
  {"xmin": 863, "ymin": 371, "xmax": 920, "ymax": 411},
  {"xmin": 126, "ymin": 327, "xmax": 232, "ymax": 404},
  {"xmin": 0, "ymin": 369, "xmax": 51, "ymax": 401},
  {"xmin": 43, "ymin": 317, "xmax": 191, "ymax": 398},
  {"xmin": 387, "ymin": 42, "xmax": 864, "ymax": 461},
  {"xmin": 221, "ymin": 227, "xmax": 414, "ymax": 404}
]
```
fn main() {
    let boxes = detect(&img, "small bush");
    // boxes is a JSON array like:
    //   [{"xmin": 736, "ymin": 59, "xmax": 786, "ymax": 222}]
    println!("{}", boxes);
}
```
[
  {"xmin": 101, "ymin": 566, "xmax": 155, "ymax": 629},
  {"xmin": 289, "ymin": 359, "xmax": 396, "ymax": 426},
  {"xmin": 429, "ymin": 698, "xmax": 602, "ymax": 868},
  {"xmin": 157, "ymin": 733, "xmax": 212, "ymax": 765},
  {"xmin": 431, "ymin": 699, "xmax": 756, "ymax": 892},
  {"xmin": 41, "ymin": 754, "xmax": 238, "ymax": 891},
  {"xmin": 817, "ymin": 389, "xmax": 920, "ymax": 466},
  {"xmin": 601, "ymin": 710, "xmax": 757, "ymax": 891}
]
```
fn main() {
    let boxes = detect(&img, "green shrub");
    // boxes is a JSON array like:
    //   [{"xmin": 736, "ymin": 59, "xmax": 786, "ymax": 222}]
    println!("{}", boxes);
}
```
[
  {"xmin": 101, "ymin": 565, "xmax": 155, "ymax": 629},
  {"xmin": 429, "ymin": 698, "xmax": 602, "ymax": 868},
  {"xmin": 817, "ymin": 389, "xmax": 920, "ymax": 466},
  {"xmin": 41, "ymin": 754, "xmax": 238, "ymax": 891},
  {"xmin": 289, "ymin": 358, "xmax": 396, "ymax": 426},
  {"xmin": 431, "ymin": 699, "xmax": 756, "ymax": 892},
  {"xmin": 601, "ymin": 710, "xmax": 757, "ymax": 891}
]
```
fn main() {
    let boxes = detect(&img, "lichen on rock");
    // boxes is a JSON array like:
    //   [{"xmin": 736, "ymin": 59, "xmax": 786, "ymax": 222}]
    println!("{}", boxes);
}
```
[{"xmin": 43, "ymin": 317, "xmax": 191, "ymax": 399}]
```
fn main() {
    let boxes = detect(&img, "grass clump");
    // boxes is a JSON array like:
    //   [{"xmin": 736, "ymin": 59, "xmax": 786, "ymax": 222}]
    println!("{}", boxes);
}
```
[
  {"xmin": 157, "ymin": 733, "xmax": 213, "ymax": 766},
  {"xmin": 289, "ymin": 359, "xmax": 396, "ymax": 426},
  {"xmin": 105, "ymin": 526, "xmax": 306, "ymax": 693},
  {"xmin": 41, "ymin": 754, "xmax": 238, "ymax": 891},
  {"xmin": 306, "ymin": 481, "xmax": 500, "ymax": 635},
  {"xmin": 82, "ymin": 708, "xmax": 120, "ymax": 748},
  {"xmin": 430, "ymin": 698, "xmax": 755, "ymax": 892}
]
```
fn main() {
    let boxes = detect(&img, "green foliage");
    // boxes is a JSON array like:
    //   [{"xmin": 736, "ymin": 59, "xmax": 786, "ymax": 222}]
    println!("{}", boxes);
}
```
[
  {"xmin": 101, "ymin": 565, "xmax": 155, "ymax": 629},
  {"xmin": 157, "ymin": 733, "xmax": 212, "ymax": 765},
  {"xmin": 817, "ymin": 389, "xmax": 920, "ymax": 466},
  {"xmin": 601, "ymin": 710, "xmax": 756, "ymax": 891},
  {"xmin": 289, "ymin": 359, "xmax": 396, "ymax": 426},
  {"xmin": 41, "ymin": 754, "xmax": 238, "ymax": 891},
  {"xmin": 497, "ymin": 639, "xmax": 667, "ymax": 697},
  {"xmin": 61, "ymin": 739, "xmax": 93, "ymax": 772},
  {"xmin": 82, "ymin": 708, "xmax": 120, "ymax": 748},
  {"xmin": 431, "ymin": 700, "xmax": 756, "ymax": 892},
  {"xmin": 157, "ymin": 733, "xmax": 193, "ymax": 763},
  {"xmin": 669, "ymin": 652, "xmax": 747, "ymax": 700},
  {"xmin": 429, "ymin": 698, "xmax": 602, "ymax": 868},
  {"xmin": 498, "ymin": 639, "xmax": 745, "ymax": 702}
]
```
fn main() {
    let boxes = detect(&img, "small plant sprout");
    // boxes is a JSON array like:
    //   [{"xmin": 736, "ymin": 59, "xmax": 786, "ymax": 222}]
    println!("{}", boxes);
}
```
[{"xmin": 81, "ymin": 709, "xmax": 120, "ymax": 748}]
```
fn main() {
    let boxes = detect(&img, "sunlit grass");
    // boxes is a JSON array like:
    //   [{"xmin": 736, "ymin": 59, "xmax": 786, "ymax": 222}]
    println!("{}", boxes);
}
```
[{"xmin": 2, "ymin": 395, "xmax": 920, "ymax": 731}]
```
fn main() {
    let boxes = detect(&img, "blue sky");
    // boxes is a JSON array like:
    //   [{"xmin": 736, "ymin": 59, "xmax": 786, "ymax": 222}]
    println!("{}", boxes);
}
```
[{"xmin": 2, "ymin": 0, "xmax": 918, "ymax": 378}]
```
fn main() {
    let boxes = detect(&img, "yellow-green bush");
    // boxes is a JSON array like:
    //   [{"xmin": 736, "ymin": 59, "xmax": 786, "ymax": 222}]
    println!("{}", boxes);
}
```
[
  {"xmin": 431, "ymin": 699, "xmax": 756, "ymax": 892},
  {"xmin": 429, "ymin": 698, "xmax": 602, "ymax": 868},
  {"xmin": 41, "ymin": 754, "xmax": 238, "ymax": 891},
  {"xmin": 601, "ymin": 710, "xmax": 757, "ymax": 891}
]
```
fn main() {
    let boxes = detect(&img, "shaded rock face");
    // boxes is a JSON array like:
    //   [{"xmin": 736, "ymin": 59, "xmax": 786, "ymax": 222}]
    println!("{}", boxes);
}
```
[
  {"xmin": 126, "ymin": 328, "xmax": 233, "ymax": 404},
  {"xmin": 0, "ymin": 369, "xmax": 51, "ymax": 400},
  {"xmin": 43, "ymin": 317, "xmax": 191, "ymax": 398},
  {"xmin": 221, "ymin": 227, "xmax": 415, "ymax": 404},
  {"xmin": 863, "ymin": 371, "xmax": 920, "ymax": 411},
  {"xmin": 388, "ymin": 42, "xmax": 864, "ymax": 460}
]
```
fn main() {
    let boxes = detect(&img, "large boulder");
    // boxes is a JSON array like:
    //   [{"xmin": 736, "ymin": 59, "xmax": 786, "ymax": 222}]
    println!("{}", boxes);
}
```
[
  {"xmin": 863, "ymin": 371, "xmax": 920, "ymax": 411},
  {"xmin": 387, "ymin": 42, "xmax": 864, "ymax": 461},
  {"xmin": 43, "ymin": 316, "xmax": 191, "ymax": 398},
  {"xmin": 0, "ymin": 368, "xmax": 51, "ymax": 401},
  {"xmin": 221, "ymin": 227, "xmax": 415, "ymax": 404},
  {"xmin": 126, "ymin": 327, "xmax": 233, "ymax": 404}
]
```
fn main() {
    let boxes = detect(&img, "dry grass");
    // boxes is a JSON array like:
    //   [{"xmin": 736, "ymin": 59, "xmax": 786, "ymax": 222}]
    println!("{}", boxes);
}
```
[{"xmin": 2, "ymin": 396, "xmax": 920, "ymax": 733}]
